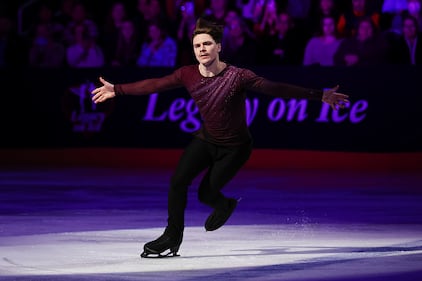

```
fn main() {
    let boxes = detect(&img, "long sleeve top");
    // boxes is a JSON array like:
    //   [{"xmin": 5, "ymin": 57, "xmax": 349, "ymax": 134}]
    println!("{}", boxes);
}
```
[{"xmin": 115, "ymin": 64, "xmax": 323, "ymax": 146}]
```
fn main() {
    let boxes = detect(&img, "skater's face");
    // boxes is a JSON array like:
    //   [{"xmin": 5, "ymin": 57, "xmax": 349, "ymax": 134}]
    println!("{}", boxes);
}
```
[{"xmin": 192, "ymin": 33, "xmax": 221, "ymax": 66}]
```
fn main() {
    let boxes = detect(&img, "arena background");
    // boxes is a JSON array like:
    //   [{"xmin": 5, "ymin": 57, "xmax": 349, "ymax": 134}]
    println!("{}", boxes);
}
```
[{"xmin": 0, "ymin": 65, "xmax": 421, "ymax": 170}]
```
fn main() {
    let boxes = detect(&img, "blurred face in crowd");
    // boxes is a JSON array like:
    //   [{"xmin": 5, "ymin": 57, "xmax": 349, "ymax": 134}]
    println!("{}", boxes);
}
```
[
  {"xmin": 407, "ymin": 0, "xmax": 421, "ymax": 14},
  {"xmin": 322, "ymin": 16, "xmax": 336, "ymax": 36},
  {"xmin": 403, "ymin": 18, "xmax": 418, "ymax": 39},
  {"xmin": 148, "ymin": 24, "xmax": 162, "ymax": 42},
  {"xmin": 111, "ymin": 2, "xmax": 126, "ymax": 22},
  {"xmin": 181, "ymin": 1, "xmax": 195, "ymax": 19},
  {"xmin": 276, "ymin": 13, "xmax": 291, "ymax": 35},
  {"xmin": 352, "ymin": 0, "xmax": 366, "ymax": 12},
  {"xmin": 210, "ymin": 0, "xmax": 227, "ymax": 13},
  {"xmin": 74, "ymin": 23, "xmax": 90, "ymax": 42},
  {"xmin": 320, "ymin": 0, "xmax": 334, "ymax": 13},
  {"xmin": 192, "ymin": 33, "xmax": 221, "ymax": 66},
  {"xmin": 137, "ymin": 0, "xmax": 148, "ymax": 14},
  {"xmin": 34, "ymin": 23, "xmax": 52, "ymax": 46},
  {"xmin": 72, "ymin": 3, "xmax": 87, "ymax": 22},
  {"xmin": 121, "ymin": 20, "xmax": 135, "ymax": 40},
  {"xmin": 149, "ymin": 0, "xmax": 161, "ymax": 17},
  {"xmin": 228, "ymin": 16, "xmax": 243, "ymax": 38},
  {"xmin": 224, "ymin": 10, "xmax": 238, "ymax": 25},
  {"xmin": 357, "ymin": 20, "xmax": 373, "ymax": 41}
]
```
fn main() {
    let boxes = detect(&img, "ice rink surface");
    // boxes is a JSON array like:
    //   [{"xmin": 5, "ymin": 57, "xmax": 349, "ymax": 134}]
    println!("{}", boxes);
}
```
[{"xmin": 1, "ymin": 167, "xmax": 421, "ymax": 281}]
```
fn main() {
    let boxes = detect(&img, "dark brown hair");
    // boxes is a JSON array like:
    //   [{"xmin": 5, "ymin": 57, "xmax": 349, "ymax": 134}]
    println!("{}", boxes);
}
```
[{"xmin": 192, "ymin": 17, "xmax": 224, "ymax": 43}]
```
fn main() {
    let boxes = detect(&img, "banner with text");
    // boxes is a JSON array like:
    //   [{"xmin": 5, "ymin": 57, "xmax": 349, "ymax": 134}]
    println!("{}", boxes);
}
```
[{"xmin": 0, "ymin": 66, "xmax": 420, "ymax": 152}]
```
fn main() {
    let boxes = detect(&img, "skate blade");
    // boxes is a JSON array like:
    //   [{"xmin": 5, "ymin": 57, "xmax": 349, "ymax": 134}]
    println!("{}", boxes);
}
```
[
  {"xmin": 140, "ymin": 249, "xmax": 180, "ymax": 259},
  {"xmin": 141, "ymin": 252, "xmax": 180, "ymax": 259}
]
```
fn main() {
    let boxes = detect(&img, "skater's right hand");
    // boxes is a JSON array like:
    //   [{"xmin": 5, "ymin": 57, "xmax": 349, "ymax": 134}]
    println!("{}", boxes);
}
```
[{"xmin": 91, "ymin": 77, "xmax": 115, "ymax": 104}]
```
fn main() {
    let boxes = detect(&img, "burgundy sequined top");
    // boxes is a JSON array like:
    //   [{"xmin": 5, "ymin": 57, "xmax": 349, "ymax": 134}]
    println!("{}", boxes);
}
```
[{"xmin": 115, "ymin": 64, "xmax": 323, "ymax": 146}]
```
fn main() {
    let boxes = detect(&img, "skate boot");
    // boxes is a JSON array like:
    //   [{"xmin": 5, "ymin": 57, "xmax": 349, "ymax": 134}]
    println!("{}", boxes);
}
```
[
  {"xmin": 205, "ymin": 198, "xmax": 239, "ymax": 231},
  {"xmin": 140, "ymin": 227, "xmax": 183, "ymax": 258}
]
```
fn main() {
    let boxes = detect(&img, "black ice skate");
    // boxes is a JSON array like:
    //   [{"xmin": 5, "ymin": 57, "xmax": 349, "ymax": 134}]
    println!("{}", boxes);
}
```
[
  {"xmin": 140, "ymin": 228, "xmax": 183, "ymax": 258},
  {"xmin": 205, "ymin": 198, "xmax": 239, "ymax": 231}
]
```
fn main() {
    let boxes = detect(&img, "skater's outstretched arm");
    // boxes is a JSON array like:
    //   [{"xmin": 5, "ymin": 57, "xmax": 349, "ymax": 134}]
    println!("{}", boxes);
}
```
[
  {"xmin": 91, "ymin": 71, "xmax": 184, "ymax": 104},
  {"xmin": 242, "ymin": 69, "xmax": 349, "ymax": 110}
]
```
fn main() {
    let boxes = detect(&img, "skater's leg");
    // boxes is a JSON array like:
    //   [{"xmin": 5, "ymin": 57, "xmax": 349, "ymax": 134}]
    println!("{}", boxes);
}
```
[
  {"xmin": 167, "ymin": 138, "xmax": 212, "ymax": 231},
  {"xmin": 141, "ymin": 138, "xmax": 212, "ymax": 257},
  {"xmin": 198, "ymin": 141, "xmax": 252, "ymax": 231}
]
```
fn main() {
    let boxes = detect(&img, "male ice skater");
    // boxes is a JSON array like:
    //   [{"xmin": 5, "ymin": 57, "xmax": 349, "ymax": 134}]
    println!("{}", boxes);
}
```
[{"xmin": 91, "ymin": 18, "xmax": 349, "ymax": 258}]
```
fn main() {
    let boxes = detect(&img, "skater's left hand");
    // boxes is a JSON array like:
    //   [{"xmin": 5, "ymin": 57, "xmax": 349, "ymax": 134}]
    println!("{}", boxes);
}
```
[{"xmin": 322, "ymin": 85, "xmax": 350, "ymax": 110}]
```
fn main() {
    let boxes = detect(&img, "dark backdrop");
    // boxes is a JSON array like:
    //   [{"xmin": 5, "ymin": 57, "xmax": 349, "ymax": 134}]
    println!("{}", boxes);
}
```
[{"xmin": 0, "ymin": 65, "xmax": 420, "ymax": 152}]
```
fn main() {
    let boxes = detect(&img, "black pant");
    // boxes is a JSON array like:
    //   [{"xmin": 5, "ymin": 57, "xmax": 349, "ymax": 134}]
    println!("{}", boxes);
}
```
[{"xmin": 167, "ymin": 137, "xmax": 253, "ymax": 234}]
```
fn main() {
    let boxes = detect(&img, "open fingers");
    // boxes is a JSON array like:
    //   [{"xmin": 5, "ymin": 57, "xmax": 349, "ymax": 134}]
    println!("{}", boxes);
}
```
[
  {"xmin": 91, "ymin": 77, "xmax": 107, "ymax": 94},
  {"xmin": 92, "ymin": 92, "xmax": 108, "ymax": 104},
  {"xmin": 331, "ymin": 97, "xmax": 350, "ymax": 110},
  {"xmin": 92, "ymin": 92, "xmax": 101, "ymax": 103},
  {"xmin": 91, "ymin": 87, "xmax": 102, "ymax": 95}
]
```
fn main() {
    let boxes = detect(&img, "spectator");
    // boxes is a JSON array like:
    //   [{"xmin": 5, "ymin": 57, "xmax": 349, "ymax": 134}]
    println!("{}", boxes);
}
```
[
  {"xmin": 66, "ymin": 23, "xmax": 105, "ymax": 68},
  {"xmin": 202, "ymin": 0, "xmax": 230, "ymax": 26},
  {"xmin": 253, "ymin": 0, "xmax": 279, "ymax": 39},
  {"xmin": 235, "ymin": 0, "xmax": 262, "ymax": 25},
  {"xmin": 137, "ymin": 20, "xmax": 178, "ymax": 67},
  {"xmin": 380, "ymin": 0, "xmax": 408, "ymax": 32},
  {"xmin": 221, "ymin": 11, "xmax": 257, "ymax": 66},
  {"xmin": 258, "ymin": 11, "xmax": 307, "ymax": 65},
  {"xmin": 337, "ymin": 0, "xmax": 381, "ymax": 37},
  {"xmin": 55, "ymin": 0, "xmax": 76, "ymax": 27},
  {"xmin": 390, "ymin": 15, "xmax": 422, "ymax": 64},
  {"xmin": 334, "ymin": 17, "xmax": 389, "ymax": 66},
  {"xmin": 176, "ymin": 1, "xmax": 198, "ymax": 66},
  {"xmin": 144, "ymin": 0, "xmax": 170, "ymax": 23},
  {"xmin": 132, "ymin": 0, "xmax": 149, "ymax": 41},
  {"xmin": 31, "ymin": 2, "xmax": 65, "ymax": 43},
  {"xmin": 382, "ymin": 0, "xmax": 408, "ymax": 27},
  {"xmin": 133, "ymin": 0, "xmax": 173, "ymax": 41},
  {"xmin": 307, "ymin": 0, "xmax": 340, "ymax": 36},
  {"xmin": 101, "ymin": 1, "xmax": 129, "ymax": 65},
  {"xmin": 111, "ymin": 19, "xmax": 142, "ymax": 67},
  {"xmin": 390, "ymin": 0, "xmax": 422, "ymax": 33},
  {"xmin": 29, "ymin": 23, "xmax": 66, "ymax": 68},
  {"xmin": 62, "ymin": 2, "xmax": 99, "ymax": 46},
  {"xmin": 303, "ymin": 15, "xmax": 342, "ymax": 66}
]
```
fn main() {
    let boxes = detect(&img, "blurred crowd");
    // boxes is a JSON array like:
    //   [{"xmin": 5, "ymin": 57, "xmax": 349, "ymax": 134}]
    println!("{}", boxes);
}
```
[{"xmin": 0, "ymin": 0, "xmax": 421, "ymax": 69}]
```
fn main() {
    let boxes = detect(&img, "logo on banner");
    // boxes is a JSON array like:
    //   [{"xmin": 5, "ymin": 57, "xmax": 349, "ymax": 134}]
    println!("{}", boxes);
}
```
[{"xmin": 62, "ymin": 81, "xmax": 114, "ymax": 137}]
